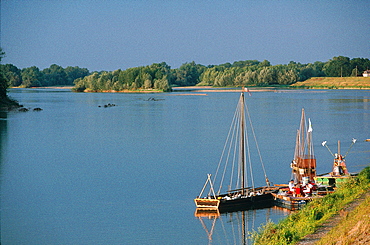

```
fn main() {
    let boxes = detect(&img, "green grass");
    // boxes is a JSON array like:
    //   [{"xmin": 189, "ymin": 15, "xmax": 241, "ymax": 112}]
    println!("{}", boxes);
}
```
[
  {"xmin": 291, "ymin": 77, "xmax": 370, "ymax": 89},
  {"xmin": 250, "ymin": 166, "xmax": 370, "ymax": 245},
  {"xmin": 316, "ymin": 195, "xmax": 370, "ymax": 245}
]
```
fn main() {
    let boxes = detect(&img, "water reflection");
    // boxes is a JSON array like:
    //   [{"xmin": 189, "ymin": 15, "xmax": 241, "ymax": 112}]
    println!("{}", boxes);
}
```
[{"xmin": 195, "ymin": 207, "xmax": 291, "ymax": 244}]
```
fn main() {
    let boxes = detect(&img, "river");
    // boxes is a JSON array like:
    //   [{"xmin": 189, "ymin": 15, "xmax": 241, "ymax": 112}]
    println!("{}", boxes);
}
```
[{"xmin": 1, "ymin": 88, "xmax": 369, "ymax": 244}]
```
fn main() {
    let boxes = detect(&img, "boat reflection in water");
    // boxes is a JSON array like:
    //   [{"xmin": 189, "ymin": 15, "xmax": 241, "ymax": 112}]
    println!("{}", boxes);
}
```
[{"xmin": 195, "ymin": 207, "xmax": 290, "ymax": 245}]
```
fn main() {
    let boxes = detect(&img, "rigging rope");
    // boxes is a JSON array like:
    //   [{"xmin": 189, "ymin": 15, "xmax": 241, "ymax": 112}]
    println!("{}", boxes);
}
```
[
  {"xmin": 214, "ymin": 92, "xmax": 272, "ymax": 195},
  {"xmin": 244, "ymin": 98, "xmax": 270, "ymax": 186},
  {"xmin": 215, "ymin": 102, "xmax": 240, "ymax": 195}
]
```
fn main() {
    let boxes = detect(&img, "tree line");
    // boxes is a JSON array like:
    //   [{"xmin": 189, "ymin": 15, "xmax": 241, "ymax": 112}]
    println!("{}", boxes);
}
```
[
  {"xmin": 1, "ymin": 55, "xmax": 369, "ymax": 92},
  {"xmin": 71, "ymin": 56, "xmax": 370, "ymax": 92},
  {"xmin": 0, "ymin": 48, "xmax": 20, "ymax": 108},
  {"xmin": 0, "ymin": 63, "xmax": 89, "ymax": 88}
]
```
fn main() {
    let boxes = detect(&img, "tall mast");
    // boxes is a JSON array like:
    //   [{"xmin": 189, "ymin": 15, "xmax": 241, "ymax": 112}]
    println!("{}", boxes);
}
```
[
  {"xmin": 299, "ymin": 108, "xmax": 306, "ymax": 158},
  {"xmin": 240, "ymin": 92, "xmax": 246, "ymax": 195},
  {"xmin": 338, "ymin": 140, "xmax": 341, "ymax": 155}
]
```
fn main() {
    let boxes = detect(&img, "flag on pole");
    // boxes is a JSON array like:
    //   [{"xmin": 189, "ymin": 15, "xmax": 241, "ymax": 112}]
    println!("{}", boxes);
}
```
[{"xmin": 308, "ymin": 118, "xmax": 313, "ymax": 132}]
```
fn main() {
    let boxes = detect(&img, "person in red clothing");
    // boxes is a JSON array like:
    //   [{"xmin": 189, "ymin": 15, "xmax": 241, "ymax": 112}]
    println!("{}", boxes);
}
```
[{"xmin": 294, "ymin": 183, "xmax": 302, "ymax": 197}]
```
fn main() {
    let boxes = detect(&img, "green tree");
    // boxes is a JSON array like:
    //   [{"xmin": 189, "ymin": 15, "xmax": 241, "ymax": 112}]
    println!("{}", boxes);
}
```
[
  {"xmin": 214, "ymin": 68, "xmax": 238, "ymax": 87},
  {"xmin": 0, "ymin": 48, "xmax": 7, "ymax": 98},
  {"xmin": 258, "ymin": 67, "xmax": 274, "ymax": 85},
  {"xmin": 21, "ymin": 66, "xmax": 43, "ymax": 87},
  {"xmin": 277, "ymin": 69, "xmax": 298, "ymax": 85},
  {"xmin": 42, "ymin": 64, "xmax": 67, "ymax": 86},
  {"xmin": 198, "ymin": 67, "xmax": 222, "ymax": 86},
  {"xmin": 0, "ymin": 64, "xmax": 22, "ymax": 86},
  {"xmin": 153, "ymin": 75, "xmax": 171, "ymax": 91},
  {"xmin": 350, "ymin": 58, "xmax": 370, "ymax": 76},
  {"xmin": 173, "ymin": 61, "xmax": 202, "ymax": 86},
  {"xmin": 258, "ymin": 60, "xmax": 271, "ymax": 68},
  {"xmin": 65, "ymin": 66, "xmax": 90, "ymax": 85},
  {"xmin": 323, "ymin": 56, "xmax": 351, "ymax": 77}
]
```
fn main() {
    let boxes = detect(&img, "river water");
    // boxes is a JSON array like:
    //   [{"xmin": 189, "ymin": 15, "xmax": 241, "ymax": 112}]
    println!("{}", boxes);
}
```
[{"xmin": 1, "ymin": 88, "xmax": 369, "ymax": 244}]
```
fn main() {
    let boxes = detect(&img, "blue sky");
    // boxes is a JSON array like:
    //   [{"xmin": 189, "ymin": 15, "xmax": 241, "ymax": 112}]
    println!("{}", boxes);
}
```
[{"xmin": 1, "ymin": 0, "xmax": 369, "ymax": 71}]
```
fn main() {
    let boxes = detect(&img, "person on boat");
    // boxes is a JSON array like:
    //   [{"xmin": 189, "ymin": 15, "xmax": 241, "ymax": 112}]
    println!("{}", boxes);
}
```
[
  {"xmin": 288, "ymin": 180, "xmax": 295, "ymax": 192},
  {"xmin": 303, "ymin": 181, "xmax": 313, "ymax": 197},
  {"xmin": 294, "ymin": 183, "xmax": 303, "ymax": 197}
]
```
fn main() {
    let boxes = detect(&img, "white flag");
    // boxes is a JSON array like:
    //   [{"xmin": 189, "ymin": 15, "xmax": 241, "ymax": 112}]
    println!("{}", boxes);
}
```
[{"xmin": 308, "ymin": 118, "xmax": 313, "ymax": 132}]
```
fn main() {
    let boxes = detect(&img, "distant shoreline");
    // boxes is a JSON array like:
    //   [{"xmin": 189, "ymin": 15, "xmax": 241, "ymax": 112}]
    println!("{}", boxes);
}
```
[
  {"xmin": 14, "ymin": 77, "xmax": 370, "ymax": 92},
  {"xmin": 29, "ymin": 86, "xmax": 74, "ymax": 89}
]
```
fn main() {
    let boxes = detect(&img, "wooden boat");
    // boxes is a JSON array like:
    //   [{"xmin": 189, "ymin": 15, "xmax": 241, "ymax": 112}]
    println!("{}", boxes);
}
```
[
  {"xmin": 272, "ymin": 108, "xmax": 323, "ymax": 209},
  {"xmin": 314, "ymin": 139, "xmax": 357, "ymax": 187},
  {"xmin": 272, "ymin": 185, "xmax": 335, "ymax": 210},
  {"xmin": 290, "ymin": 108, "xmax": 316, "ymax": 183},
  {"xmin": 194, "ymin": 90, "xmax": 277, "ymax": 213}
]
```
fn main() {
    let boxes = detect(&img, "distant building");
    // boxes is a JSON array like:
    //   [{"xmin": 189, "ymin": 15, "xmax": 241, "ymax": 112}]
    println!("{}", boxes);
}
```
[{"xmin": 363, "ymin": 70, "xmax": 370, "ymax": 77}]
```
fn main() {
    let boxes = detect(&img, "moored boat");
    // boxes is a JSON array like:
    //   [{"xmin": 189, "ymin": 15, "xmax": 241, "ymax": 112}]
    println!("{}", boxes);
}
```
[
  {"xmin": 272, "ymin": 108, "xmax": 325, "ymax": 209},
  {"xmin": 194, "ymin": 90, "xmax": 278, "ymax": 213},
  {"xmin": 314, "ymin": 139, "xmax": 357, "ymax": 187}
]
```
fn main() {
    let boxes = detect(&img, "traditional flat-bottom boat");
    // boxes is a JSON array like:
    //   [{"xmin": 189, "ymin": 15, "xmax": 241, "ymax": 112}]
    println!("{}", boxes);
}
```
[
  {"xmin": 217, "ymin": 190, "xmax": 275, "ymax": 213},
  {"xmin": 194, "ymin": 189, "xmax": 276, "ymax": 213},
  {"xmin": 194, "ymin": 90, "xmax": 278, "ymax": 213}
]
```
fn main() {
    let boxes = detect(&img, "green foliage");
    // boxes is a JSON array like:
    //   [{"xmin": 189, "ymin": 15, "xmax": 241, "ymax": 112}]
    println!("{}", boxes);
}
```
[
  {"xmin": 42, "ymin": 64, "xmax": 67, "ymax": 86},
  {"xmin": 0, "ymin": 48, "xmax": 20, "ymax": 109},
  {"xmin": 172, "ymin": 61, "xmax": 206, "ymax": 86},
  {"xmin": 0, "ymin": 64, "xmax": 22, "ymax": 86},
  {"xmin": 0, "ymin": 71, "xmax": 8, "ymax": 99},
  {"xmin": 251, "ymin": 166, "xmax": 370, "ymax": 245},
  {"xmin": 0, "ymin": 48, "xmax": 8, "ymax": 98},
  {"xmin": 73, "ymin": 62, "xmax": 172, "ymax": 92},
  {"xmin": 323, "ymin": 56, "xmax": 352, "ymax": 77},
  {"xmin": 1, "ymin": 54, "xmax": 369, "ymax": 91},
  {"xmin": 64, "ymin": 66, "xmax": 90, "ymax": 85},
  {"xmin": 0, "ymin": 63, "xmax": 90, "ymax": 88},
  {"xmin": 21, "ymin": 66, "xmax": 43, "ymax": 87}
]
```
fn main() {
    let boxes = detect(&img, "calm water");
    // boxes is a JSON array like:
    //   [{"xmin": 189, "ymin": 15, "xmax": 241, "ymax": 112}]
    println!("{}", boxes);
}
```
[{"xmin": 1, "ymin": 88, "xmax": 369, "ymax": 244}]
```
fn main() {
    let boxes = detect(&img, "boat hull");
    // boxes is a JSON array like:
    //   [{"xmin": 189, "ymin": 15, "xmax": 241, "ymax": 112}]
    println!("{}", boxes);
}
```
[
  {"xmin": 194, "ymin": 198, "xmax": 220, "ymax": 209},
  {"xmin": 314, "ymin": 173, "xmax": 356, "ymax": 187},
  {"xmin": 272, "ymin": 193, "xmax": 311, "ymax": 210},
  {"xmin": 218, "ymin": 193, "xmax": 274, "ymax": 213}
]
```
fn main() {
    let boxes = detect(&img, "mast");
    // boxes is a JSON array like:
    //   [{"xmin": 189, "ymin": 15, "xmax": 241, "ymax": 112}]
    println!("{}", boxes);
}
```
[
  {"xmin": 240, "ymin": 92, "xmax": 246, "ymax": 195},
  {"xmin": 292, "ymin": 108, "xmax": 316, "ymax": 182},
  {"xmin": 299, "ymin": 108, "xmax": 305, "ymax": 158},
  {"xmin": 338, "ymin": 140, "xmax": 340, "ymax": 155}
]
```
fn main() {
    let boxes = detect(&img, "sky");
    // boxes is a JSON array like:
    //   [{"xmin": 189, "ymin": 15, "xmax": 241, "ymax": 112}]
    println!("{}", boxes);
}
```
[{"xmin": 1, "ymin": 0, "xmax": 369, "ymax": 72}]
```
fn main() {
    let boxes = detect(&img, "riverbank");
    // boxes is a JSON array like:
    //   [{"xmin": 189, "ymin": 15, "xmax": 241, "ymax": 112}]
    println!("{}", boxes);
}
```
[
  {"xmin": 0, "ymin": 96, "xmax": 21, "ymax": 111},
  {"xmin": 17, "ymin": 77, "xmax": 370, "ymax": 91},
  {"xmin": 297, "ymin": 190, "xmax": 370, "ymax": 244},
  {"xmin": 251, "ymin": 166, "xmax": 370, "ymax": 244},
  {"xmin": 291, "ymin": 77, "xmax": 370, "ymax": 89}
]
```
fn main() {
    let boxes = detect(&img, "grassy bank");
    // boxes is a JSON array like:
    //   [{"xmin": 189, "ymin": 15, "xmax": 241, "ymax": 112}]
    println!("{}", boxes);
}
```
[
  {"xmin": 316, "ymin": 193, "xmax": 370, "ymax": 244},
  {"xmin": 291, "ymin": 77, "xmax": 370, "ymax": 89},
  {"xmin": 251, "ymin": 166, "xmax": 370, "ymax": 244}
]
